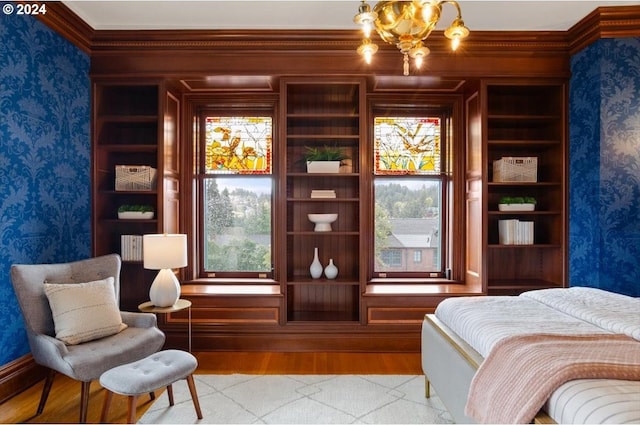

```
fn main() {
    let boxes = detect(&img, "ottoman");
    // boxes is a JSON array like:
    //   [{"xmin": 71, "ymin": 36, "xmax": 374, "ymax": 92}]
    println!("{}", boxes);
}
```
[{"xmin": 99, "ymin": 349, "xmax": 203, "ymax": 423}]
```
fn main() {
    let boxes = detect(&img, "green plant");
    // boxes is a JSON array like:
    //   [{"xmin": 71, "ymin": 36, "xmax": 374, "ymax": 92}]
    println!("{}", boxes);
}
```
[
  {"xmin": 499, "ymin": 196, "xmax": 536, "ymax": 204},
  {"xmin": 118, "ymin": 205, "xmax": 154, "ymax": 213},
  {"xmin": 303, "ymin": 146, "xmax": 350, "ymax": 162}
]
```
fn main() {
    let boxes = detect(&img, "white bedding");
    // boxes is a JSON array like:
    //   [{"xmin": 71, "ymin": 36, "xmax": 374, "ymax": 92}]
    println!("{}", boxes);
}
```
[
  {"xmin": 432, "ymin": 286, "xmax": 640, "ymax": 424},
  {"xmin": 434, "ymin": 289, "xmax": 613, "ymax": 357}
]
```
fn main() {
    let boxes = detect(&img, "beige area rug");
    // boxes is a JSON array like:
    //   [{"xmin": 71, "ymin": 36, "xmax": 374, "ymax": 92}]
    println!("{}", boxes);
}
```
[{"xmin": 138, "ymin": 374, "xmax": 454, "ymax": 424}]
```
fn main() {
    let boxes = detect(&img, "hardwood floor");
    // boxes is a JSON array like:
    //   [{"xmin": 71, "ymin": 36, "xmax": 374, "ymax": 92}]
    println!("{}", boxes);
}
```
[{"xmin": 0, "ymin": 351, "xmax": 422, "ymax": 424}]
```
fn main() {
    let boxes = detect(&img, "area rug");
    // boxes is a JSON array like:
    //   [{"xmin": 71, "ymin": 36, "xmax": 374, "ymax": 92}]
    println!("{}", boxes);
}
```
[{"xmin": 138, "ymin": 374, "xmax": 453, "ymax": 424}]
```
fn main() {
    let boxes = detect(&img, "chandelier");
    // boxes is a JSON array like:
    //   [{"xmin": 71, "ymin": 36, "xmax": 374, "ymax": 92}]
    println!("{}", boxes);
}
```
[{"xmin": 354, "ymin": 0, "xmax": 470, "ymax": 76}]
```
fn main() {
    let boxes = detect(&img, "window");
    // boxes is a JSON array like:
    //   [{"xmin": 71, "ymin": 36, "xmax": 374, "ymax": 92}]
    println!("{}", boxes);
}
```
[
  {"xmin": 414, "ymin": 250, "xmax": 422, "ymax": 263},
  {"xmin": 373, "ymin": 115, "xmax": 448, "ymax": 277},
  {"xmin": 198, "ymin": 115, "xmax": 273, "ymax": 277}
]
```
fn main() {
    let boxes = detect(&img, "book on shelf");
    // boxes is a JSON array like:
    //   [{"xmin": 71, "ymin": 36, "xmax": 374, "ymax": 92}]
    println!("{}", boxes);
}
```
[
  {"xmin": 310, "ymin": 190, "xmax": 336, "ymax": 199},
  {"xmin": 121, "ymin": 234, "xmax": 143, "ymax": 261},
  {"xmin": 498, "ymin": 219, "xmax": 534, "ymax": 245}
]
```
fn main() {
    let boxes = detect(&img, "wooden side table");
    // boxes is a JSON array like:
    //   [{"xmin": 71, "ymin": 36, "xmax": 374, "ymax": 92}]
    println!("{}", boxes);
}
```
[{"xmin": 138, "ymin": 299, "xmax": 192, "ymax": 352}]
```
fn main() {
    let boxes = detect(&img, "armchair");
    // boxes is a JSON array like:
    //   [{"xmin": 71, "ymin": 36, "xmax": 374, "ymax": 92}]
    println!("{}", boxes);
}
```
[{"xmin": 10, "ymin": 254, "xmax": 165, "ymax": 423}]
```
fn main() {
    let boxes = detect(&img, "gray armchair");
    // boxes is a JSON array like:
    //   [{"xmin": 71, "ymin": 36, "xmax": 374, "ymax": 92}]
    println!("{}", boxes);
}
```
[{"xmin": 10, "ymin": 254, "xmax": 165, "ymax": 423}]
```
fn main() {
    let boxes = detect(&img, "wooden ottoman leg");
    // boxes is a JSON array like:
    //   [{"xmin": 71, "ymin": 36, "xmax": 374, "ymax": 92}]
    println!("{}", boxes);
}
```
[
  {"xmin": 100, "ymin": 390, "xmax": 114, "ymax": 423},
  {"xmin": 167, "ymin": 384, "xmax": 174, "ymax": 406},
  {"xmin": 186, "ymin": 374, "xmax": 203, "ymax": 419},
  {"xmin": 126, "ymin": 395, "xmax": 139, "ymax": 424}
]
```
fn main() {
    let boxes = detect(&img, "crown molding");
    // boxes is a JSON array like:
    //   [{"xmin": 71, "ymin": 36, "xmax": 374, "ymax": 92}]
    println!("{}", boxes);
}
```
[
  {"xmin": 34, "ymin": 1, "xmax": 93, "ymax": 54},
  {"xmin": 36, "ymin": 4, "xmax": 640, "ymax": 57},
  {"xmin": 568, "ymin": 5, "xmax": 640, "ymax": 54}
]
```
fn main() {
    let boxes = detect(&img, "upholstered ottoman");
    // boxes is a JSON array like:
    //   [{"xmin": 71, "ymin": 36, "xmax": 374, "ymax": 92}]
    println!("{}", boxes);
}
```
[{"xmin": 99, "ymin": 349, "xmax": 203, "ymax": 423}]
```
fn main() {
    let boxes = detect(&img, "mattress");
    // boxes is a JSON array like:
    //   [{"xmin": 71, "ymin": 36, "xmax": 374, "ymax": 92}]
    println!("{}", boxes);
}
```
[{"xmin": 433, "ymin": 287, "xmax": 640, "ymax": 424}]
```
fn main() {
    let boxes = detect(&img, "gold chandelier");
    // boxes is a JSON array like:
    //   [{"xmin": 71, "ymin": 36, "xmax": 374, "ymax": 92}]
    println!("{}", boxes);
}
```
[{"xmin": 354, "ymin": 0, "xmax": 470, "ymax": 76}]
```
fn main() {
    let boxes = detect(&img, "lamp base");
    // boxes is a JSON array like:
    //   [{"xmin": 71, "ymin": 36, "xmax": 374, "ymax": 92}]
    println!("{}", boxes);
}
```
[{"xmin": 149, "ymin": 268, "xmax": 181, "ymax": 307}]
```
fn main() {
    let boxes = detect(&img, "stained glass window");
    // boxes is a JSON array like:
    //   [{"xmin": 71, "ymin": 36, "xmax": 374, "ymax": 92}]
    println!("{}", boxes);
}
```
[
  {"xmin": 374, "ymin": 117, "xmax": 441, "ymax": 174},
  {"xmin": 205, "ymin": 116, "xmax": 272, "ymax": 174}
]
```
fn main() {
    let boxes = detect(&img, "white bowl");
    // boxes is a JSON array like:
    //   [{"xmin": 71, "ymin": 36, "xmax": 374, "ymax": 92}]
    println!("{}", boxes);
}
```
[{"xmin": 307, "ymin": 213, "xmax": 338, "ymax": 232}]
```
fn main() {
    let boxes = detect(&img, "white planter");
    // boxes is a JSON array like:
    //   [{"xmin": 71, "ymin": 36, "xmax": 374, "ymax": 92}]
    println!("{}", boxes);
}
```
[
  {"xmin": 498, "ymin": 203, "xmax": 535, "ymax": 211},
  {"xmin": 118, "ymin": 211, "xmax": 154, "ymax": 219},
  {"xmin": 306, "ymin": 161, "xmax": 341, "ymax": 174}
]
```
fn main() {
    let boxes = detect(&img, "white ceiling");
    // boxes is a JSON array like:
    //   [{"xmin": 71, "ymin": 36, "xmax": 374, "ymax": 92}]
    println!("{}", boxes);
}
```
[{"xmin": 62, "ymin": 0, "xmax": 640, "ymax": 31}]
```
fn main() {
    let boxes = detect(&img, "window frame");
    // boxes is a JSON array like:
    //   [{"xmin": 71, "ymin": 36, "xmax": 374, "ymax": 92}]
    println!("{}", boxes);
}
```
[
  {"xmin": 366, "ymin": 97, "xmax": 461, "ymax": 282},
  {"xmin": 194, "ymin": 105, "xmax": 277, "ymax": 280}
]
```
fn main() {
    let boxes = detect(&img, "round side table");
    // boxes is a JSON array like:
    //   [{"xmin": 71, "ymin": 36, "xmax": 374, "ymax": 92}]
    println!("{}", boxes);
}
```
[{"xmin": 138, "ymin": 299, "xmax": 192, "ymax": 352}]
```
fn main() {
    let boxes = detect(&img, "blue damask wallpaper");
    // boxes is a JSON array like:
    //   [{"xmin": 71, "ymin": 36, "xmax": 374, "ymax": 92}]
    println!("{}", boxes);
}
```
[
  {"xmin": 0, "ymin": 13, "xmax": 91, "ymax": 365},
  {"xmin": 569, "ymin": 38, "xmax": 640, "ymax": 297}
]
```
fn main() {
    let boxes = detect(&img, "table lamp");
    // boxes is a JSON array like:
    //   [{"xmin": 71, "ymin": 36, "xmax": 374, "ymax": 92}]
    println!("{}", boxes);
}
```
[{"xmin": 143, "ymin": 233, "xmax": 187, "ymax": 307}]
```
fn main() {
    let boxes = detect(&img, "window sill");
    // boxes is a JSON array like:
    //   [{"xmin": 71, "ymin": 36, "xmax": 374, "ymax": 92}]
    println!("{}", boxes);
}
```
[
  {"xmin": 182, "ymin": 280, "xmax": 280, "ymax": 296},
  {"xmin": 365, "ymin": 279, "xmax": 482, "ymax": 296}
]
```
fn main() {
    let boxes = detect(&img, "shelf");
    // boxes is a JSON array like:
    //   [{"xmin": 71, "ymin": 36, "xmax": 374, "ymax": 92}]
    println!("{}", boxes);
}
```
[
  {"xmin": 488, "ymin": 182, "xmax": 560, "ymax": 187},
  {"xmin": 287, "ymin": 172, "xmax": 359, "ymax": 178},
  {"xmin": 98, "ymin": 115, "xmax": 158, "ymax": 122},
  {"xmin": 287, "ymin": 278, "xmax": 359, "ymax": 286},
  {"xmin": 488, "ymin": 211, "xmax": 561, "ymax": 216},
  {"xmin": 102, "ymin": 219, "xmax": 158, "ymax": 224},
  {"xmin": 287, "ymin": 198, "xmax": 359, "ymax": 203},
  {"xmin": 488, "ymin": 114, "xmax": 558, "ymax": 121},
  {"xmin": 287, "ymin": 113, "xmax": 359, "ymax": 118},
  {"xmin": 488, "ymin": 139, "xmax": 561, "ymax": 146},
  {"xmin": 488, "ymin": 244, "xmax": 562, "ymax": 249},
  {"xmin": 97, "ymin": 144, "xmax": 157, "ymax": 152},
  {"xmin": 287, "ymin": 231, "xmax": 359, "ymax": 236},
  {"xmin": 286, "ymin": 135, "xmax": 360, "ymax": 140}
]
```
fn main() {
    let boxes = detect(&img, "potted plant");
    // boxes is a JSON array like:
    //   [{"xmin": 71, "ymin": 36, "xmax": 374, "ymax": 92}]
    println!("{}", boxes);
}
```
[
  {"xmin": 118, "ymin": 204, "xmax": 155, "ymax": 219},
  {"xmin": 498, "ymin": 196, "xmax": 536, "ymax": 211},
  {"xmin": 303, "ymin": 146, "xmax": 350, "ymax": 173}
]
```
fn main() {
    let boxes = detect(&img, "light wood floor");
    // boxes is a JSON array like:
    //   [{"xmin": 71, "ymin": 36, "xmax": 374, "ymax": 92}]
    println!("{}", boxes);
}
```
[{"xmin": 0, "ymin": 351, "xmax": 422, "ymax": 424}]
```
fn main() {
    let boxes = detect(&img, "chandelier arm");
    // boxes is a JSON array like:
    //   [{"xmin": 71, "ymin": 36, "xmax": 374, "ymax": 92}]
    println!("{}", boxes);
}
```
[{"xmin": 445, "ymin": 1, "xmax": 463, "ymax": 19}]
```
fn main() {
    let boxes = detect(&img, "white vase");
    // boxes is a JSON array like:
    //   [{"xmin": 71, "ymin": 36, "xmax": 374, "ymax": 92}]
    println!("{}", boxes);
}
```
[
  {"xmin": 310, "ymin": 247, "xmax": 323, "ymax": 279},
  {"xmin": 324, "ymin": 258, "xmax": 338, "ymax": 279}
]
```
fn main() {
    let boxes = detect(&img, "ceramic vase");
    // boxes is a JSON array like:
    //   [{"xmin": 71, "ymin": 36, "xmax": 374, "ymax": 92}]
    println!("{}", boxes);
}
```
[
  {"xmin": 324, "ymin": 258, "xmax": 338, "ymax": 279},
  {"xmin": 309, "ymin": 247, "xmax": 323, "ymax": 279}
]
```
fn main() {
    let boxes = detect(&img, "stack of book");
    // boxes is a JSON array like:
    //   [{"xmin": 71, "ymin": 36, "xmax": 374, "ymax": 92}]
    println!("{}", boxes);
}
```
[
  {"xmin": 310, "ymin": 190, "xmax": 336, "ymax": 199},
  {"xmin": 498, "ymin": 220, "xmax": 534, "ymax": 245},
  {"xmin": 121, "ymin": 234, "xmax": 143, "ymax": 261}
]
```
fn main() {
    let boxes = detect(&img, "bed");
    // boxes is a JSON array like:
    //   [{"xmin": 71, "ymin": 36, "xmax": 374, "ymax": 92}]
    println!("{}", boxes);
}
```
[{"xmin": 421, "ymin": 286, "xmax": 640, "ymax": 424}]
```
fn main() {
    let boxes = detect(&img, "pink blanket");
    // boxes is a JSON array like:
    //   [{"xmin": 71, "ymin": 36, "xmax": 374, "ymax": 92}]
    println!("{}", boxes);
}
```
[{"xmin": 465, "ymin": 333, "xmax": 640, "ymax": 424}]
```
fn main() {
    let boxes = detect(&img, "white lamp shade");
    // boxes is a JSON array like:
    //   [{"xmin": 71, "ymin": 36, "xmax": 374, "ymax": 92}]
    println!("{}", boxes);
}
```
[{"xmin": 143, "ymin": 234, "xmax": 188, "ymax": 270}]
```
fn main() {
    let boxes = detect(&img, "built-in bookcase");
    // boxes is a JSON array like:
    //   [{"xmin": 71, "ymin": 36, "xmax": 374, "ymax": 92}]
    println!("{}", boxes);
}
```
[
  {"xmin": 282, "ymin": 78, "xmax": 365, "ymax": 322},
  {"xmin": 483, "ymin": 81, "xmax": 567, "ymax": 295}
]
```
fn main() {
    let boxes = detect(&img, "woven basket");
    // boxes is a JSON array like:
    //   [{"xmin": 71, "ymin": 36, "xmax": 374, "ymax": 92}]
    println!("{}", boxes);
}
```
[
  {"xmin": 493, "ymin": 157, "xmax": 537, "ymax": 182},
  {"xmin": 115, "ymin": 165, "xmax": 157, "ymax": 191}
]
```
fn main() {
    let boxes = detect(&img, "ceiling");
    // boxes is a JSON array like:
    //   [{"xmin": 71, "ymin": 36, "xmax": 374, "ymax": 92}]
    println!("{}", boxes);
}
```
[{"xmin": 62, "ymin": 1, "xmax": 640, "ymax": 32}]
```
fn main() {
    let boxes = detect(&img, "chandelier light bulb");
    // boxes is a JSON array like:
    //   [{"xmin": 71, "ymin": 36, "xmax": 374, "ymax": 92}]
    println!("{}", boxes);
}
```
[
  {"xmin": 357, "ymin": 39, "xmax": 378, "ymax": 64},
  {"xmin": 363, "ymin": 22, "xmax": 373, "ymax": 38},
  {"xmin": 451, "ymin": 36, "xmax": 461, "ymax": 51}
]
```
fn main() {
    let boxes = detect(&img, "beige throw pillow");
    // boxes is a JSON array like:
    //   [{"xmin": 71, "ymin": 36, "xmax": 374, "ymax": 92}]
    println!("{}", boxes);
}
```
[{"xmin": 43, "ymin": 277, "xmax": 127, "ymax": 345}]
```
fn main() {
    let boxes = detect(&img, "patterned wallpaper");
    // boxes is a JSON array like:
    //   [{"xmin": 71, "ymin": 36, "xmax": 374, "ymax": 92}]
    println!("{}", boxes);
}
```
[
  {"xmin": 569, "ymin": 38, "xmax": 640, "ymax": 297},
  {"xmin": 0, "ymin": 13, "xmax": 91, "ymax": 365}
]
